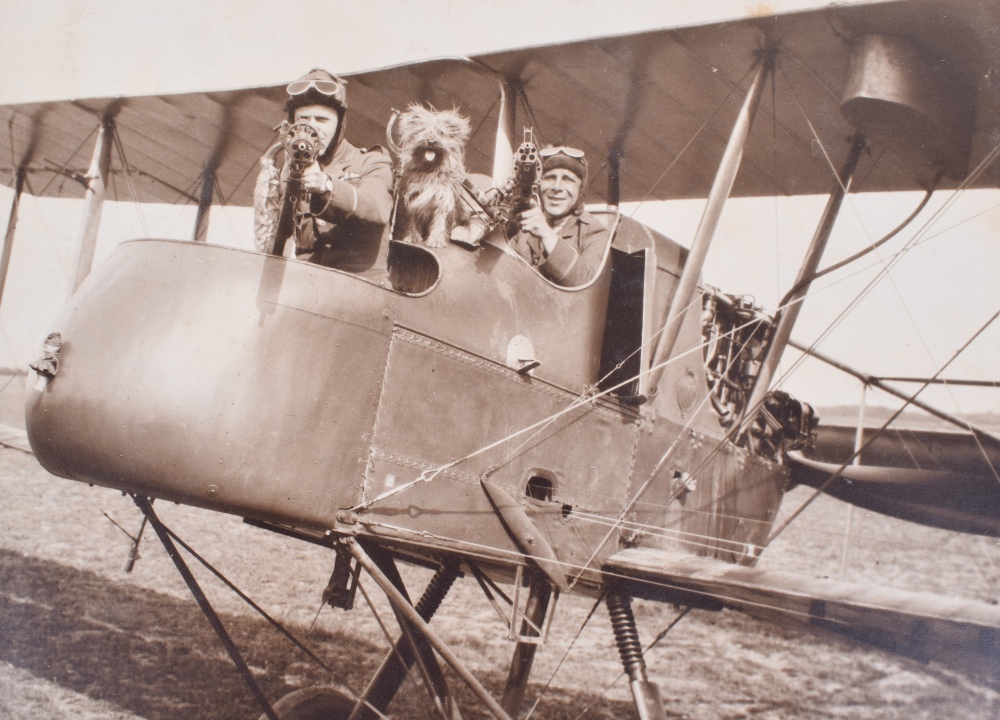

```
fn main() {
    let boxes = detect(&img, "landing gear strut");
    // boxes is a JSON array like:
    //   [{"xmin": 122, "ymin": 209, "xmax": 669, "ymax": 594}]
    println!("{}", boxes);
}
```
[{"xmin": 607, "ymin": 591, "xmax": 667, "ymax": 720}]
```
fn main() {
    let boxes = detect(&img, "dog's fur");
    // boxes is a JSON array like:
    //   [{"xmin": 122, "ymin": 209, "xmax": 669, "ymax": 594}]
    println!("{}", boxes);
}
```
[{"xmin": 394, "ymin": 105, "xmax": 471, "ymax": 248}]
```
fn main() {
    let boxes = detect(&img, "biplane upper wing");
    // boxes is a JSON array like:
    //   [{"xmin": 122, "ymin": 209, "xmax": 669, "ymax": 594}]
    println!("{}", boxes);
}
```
[
  {"xmin": 604, "ymin": 547, "xmax": 1000, "ymax": 679},
  {"xmin": 1, "ymin": 0, "xmax": 998, "ymax": 207}
]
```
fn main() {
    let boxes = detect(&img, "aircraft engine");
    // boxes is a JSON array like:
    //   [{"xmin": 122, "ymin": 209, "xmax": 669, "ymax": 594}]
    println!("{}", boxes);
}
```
[{"xmin": 701, "ymin": 288, "xmax": 815, "ymax": 459}]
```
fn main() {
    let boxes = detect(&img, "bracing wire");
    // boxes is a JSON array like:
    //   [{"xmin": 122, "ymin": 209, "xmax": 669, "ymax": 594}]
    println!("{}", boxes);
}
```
[
  {"xmin": 762, "ymin": 170, "xmax": 1000, "ymax": 478},
  {"xmin": 111, "ymin": 127, "xmax": 149, "ymax": 237},
  {"xmin": 778, "ymin": 181, "xmax": 938, "ymax": 309},
  {"xmin": 628, "ymin": 65, "xmax": 756, "ymax": 215},
  {"xmin": 36, "ymin": 125, "xmax": 98, "ymax": 198},
  {"xmin": 361, "ymin": 516, "xmax": 851, "ymax": 627},
  {"xmin": 571, "ymin": 605, "xmax": 692, "ymax": 720},
  {"xmin": 353, "ymin": 579, "xmax": 423, "ymax": 719},
  {"xmin": 765, "ymin": 309, "xmax": 1000, "ymax": 547},
  {"xmin": 524, "ymin": 592, "xmax": 606, "ymax": 720}
]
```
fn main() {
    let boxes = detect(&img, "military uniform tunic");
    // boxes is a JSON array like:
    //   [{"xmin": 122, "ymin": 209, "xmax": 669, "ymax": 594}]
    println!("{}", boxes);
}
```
[
  {"xmin": 255, "ymin": 139, "xmax": 394, "ymax": 282},
  {"xmin": 509, "ymin": 208, "xmax": 609, "ymax": 287}
]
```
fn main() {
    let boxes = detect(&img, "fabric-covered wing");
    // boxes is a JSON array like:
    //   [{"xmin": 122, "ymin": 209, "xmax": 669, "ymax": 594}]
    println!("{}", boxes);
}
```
[
  {"xmin": 476, "ymin": 0, "xmax": 1000, "ymax": 201},
  {"xmin": 0, "ymin": 59, "xmax": 499, "ymax": 207},
  {"xmin": 1, "ymin": 0, "xmax": 998, "ymax": 207},
  {"xmin": 605, "ymin": 547, "xmax": 1000, "ymax": 679},
  {"xmin": 788, "ymin": 425, "xmax": 1000, "ymax": 537}
]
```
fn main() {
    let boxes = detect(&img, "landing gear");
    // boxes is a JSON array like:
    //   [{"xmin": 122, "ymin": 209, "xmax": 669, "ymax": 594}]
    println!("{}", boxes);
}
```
[
  {"xmin": 501, "ymin": 575, "xmax": 553, "ymax": 716},
  {"xmin": 607, "ymin": 591, "xmax": 667, "ymax": 720},
  {"xmin": 139, "ymin": 497, "xmax": 666, "ymax": 720},
  {"xmin": 260, "ymin": 687, "xmax": 354, "ymax": 720}
]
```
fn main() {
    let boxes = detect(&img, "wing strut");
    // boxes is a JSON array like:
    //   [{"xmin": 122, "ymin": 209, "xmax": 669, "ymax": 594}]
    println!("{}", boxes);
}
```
[
  {"xmin": 492, "ymin": 77, "xmax": 517, "ymax": 186},
  {"xmin": 71, "ymin": 115, "xmax": 115, "ymax": 294},
  {"xmin": 739, "ymin": 133, "xmax": 868, "ymax": 434},
  {"xmin": 0, "ymin": 167, "xmax": 25, "ymax": 308},
  {"xmin": 192, "ymin": 166, "xmax": 215, "ymax": 242},
  {"xmin": 649, "ymin": 50, "xmax": 774, "ymax": 390}
]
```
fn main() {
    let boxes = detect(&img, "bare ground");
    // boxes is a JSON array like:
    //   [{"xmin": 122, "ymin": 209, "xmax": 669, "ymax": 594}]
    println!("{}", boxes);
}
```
[{"xmin": 1, "ymin": 371, "xmax": 999, "ymax": 718}]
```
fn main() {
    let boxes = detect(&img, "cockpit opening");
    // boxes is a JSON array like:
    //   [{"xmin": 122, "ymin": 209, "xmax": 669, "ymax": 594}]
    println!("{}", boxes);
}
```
[{"xmin": 386, "ymin": 240, "xmax": 441, "ymax": 295}]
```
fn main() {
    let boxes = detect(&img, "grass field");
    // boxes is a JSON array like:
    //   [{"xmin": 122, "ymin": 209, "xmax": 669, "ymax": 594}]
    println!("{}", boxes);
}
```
[{"xmin": 1, "ymin": 381, "xmax": 998, "ymax": 719}]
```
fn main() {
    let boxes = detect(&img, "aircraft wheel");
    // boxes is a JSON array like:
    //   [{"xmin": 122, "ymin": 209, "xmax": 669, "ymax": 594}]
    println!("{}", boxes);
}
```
[{"xmin": 259, "ymin": 686, "xmax": 355, "ymax": 720}]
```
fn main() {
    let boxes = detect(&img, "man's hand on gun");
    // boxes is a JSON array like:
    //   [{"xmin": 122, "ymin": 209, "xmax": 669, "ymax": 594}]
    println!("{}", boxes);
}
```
[
  {"xmin": 502, "ymin": 128, "xmax": 542, "ymax": 239},
  {"xmin": 299, "ymin": 162, "xmax": 331, "ymax": 195},
  {"xmin": 517, "ymin": 202, "xmax": 557, "ymax": 250}
]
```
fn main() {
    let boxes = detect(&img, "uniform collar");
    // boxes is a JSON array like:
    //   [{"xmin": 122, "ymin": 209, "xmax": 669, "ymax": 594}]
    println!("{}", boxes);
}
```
[
  {"xmin": 552, "ymin": 209, "xmax": 591, "ymax": 236},
  {"xmin": 325, "ymin": 139, "xmax": 359, "ymax": 170}
]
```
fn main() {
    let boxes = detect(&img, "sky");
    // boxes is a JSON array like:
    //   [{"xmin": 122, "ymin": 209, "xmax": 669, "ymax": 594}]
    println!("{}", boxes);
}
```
[{"xmin": 0, "ymin": 0, "xmax": 997, "ymax": 418}]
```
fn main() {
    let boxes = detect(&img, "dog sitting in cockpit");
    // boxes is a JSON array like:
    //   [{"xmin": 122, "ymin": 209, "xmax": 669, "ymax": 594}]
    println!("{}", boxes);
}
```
[{"xmin": 393, "ymin": 105, "xmax": 472, "ymax": 248}]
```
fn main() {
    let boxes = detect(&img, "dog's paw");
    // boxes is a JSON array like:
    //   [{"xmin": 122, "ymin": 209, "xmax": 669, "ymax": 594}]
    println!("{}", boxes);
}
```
[{"xmin": 424, "ymin": 234, "xmax": 448, "ymax": 248}]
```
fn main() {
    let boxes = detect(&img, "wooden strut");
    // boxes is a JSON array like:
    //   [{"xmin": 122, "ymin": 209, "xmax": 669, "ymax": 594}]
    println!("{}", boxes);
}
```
[
  {"xmin": 739, "ymin": 133, "xmax": 867, "ymax": 434},
  {"xmin": 493, "ymin": 76, "xmax": 517, "ymax": 187},
  {"xmin": 648, "ymin": 51, "xmax": 774, "ymax": 391},
  {"xmin": 0, "ymin": 167, "xmax": 25, "ymax": 309},
  {"xmin": 347, "ymin": 539, "xmax": 515, "ymax": 720},
  {"xmin": 132, "ymin": 496, "xmax": 280, "ymax": 720},
  {"xmin": 348, "ymin": 548, "xmax": 461, "ymax": 720},
  {"xmin": 192, "ymin": 165, "xmax": 215, "ymax": 242},
  {"xmin": 71, "ymin": 115, "xmax": 115, "ymax": 294},
  {"xmin": 501, "ymin": 574, "xmax": 553, "ymax": 716},
  {"xmin": 788, "ymin": 338, "xmax": 1000, "ymax": 446}
]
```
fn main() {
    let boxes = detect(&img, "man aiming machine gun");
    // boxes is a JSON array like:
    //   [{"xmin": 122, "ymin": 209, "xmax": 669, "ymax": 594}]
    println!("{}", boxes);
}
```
[
  {"xmin": 264, "ymin": 122, "xmax": 325, "ymax": 257},
  {"xmin": 501, "ymin": 130, "xmax": 543, "ymax": 239},
  {"xmin": 505, "ymin": 140, "xmax": 609, "ymax": 287},
  {"xmin": 253, "ymin": 69, "xmax": 394, "ymax": 281}
]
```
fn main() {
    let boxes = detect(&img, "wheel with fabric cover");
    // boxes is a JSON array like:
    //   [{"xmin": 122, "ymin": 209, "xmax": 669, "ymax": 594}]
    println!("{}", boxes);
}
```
[{"xmin": 258, "ymin": 686, "xmax": 355, "ymax": 720}]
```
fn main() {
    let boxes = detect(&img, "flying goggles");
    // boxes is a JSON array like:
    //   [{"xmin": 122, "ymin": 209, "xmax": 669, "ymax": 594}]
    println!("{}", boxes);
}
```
[
  {"xmin": 540, "ymin": 146, "xmax": 586, "ymax": 159},
  {"xmin": 287, "ymin": 77, "xmax": 346, "ymax": 98}
]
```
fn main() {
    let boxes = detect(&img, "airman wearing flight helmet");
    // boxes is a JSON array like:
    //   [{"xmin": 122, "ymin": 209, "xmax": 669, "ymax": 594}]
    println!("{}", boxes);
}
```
[
  {"xmin": 254, "ymin": 69, "xmax": 393, "ymax": 280},
  {"xmin": 509, "ymin": 146, "xmax": 609, "ymax": 287}
]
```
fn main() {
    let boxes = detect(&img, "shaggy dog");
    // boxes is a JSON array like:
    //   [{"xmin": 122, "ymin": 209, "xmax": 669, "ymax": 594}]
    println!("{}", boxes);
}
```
[{"xmin": 394, "ymin": 105, "xmax": 471, "ymax": 248}]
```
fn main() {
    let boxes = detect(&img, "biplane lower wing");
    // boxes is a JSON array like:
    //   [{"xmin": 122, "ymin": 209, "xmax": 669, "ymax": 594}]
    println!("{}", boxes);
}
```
[
  {"xmin": 604, "ymin": 547, "xmax": 1000, "ymax": 678},
  {"xmin": 788, "ymin": 425, "xmax": 1000, "ymax": 537}
]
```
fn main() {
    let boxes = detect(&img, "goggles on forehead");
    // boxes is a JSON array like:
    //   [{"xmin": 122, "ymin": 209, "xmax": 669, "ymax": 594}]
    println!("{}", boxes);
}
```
[
  {"xmin": 540, "ymin": 145, "xmax": 586, "ymax": 159},
  {"xmin": 287, "ymin": 78, "xmax": 344, "ymax": 97}
]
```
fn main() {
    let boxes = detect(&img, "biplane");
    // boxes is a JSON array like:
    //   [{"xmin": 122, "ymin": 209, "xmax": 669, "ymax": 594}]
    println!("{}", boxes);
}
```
[{"xmin": 4, "ymin": 0, "xmax": 1000, "ymax": 717}]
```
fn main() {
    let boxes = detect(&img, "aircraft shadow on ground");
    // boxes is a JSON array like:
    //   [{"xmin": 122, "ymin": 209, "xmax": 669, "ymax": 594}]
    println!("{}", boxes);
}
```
[{"xmin": 0, "ymin": 549, "xmax": 629, "ymax": 719}]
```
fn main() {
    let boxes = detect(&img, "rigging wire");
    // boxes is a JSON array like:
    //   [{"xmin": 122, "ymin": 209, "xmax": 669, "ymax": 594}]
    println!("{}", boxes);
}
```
[
  {"xmin": 361, "ymin": 517, "xmax": 842, "ymax": 625},
  {"xmin": 162, "ymin": 525, "xmax": 335, "ymax": 674},
  {"xmin": 737, "ymin": 67, "xmax": 1000, "ymax": 473},
  {"xmin": 777, "ymin": 181, "xmax": 938, "ymax": 310},
  {"xmin": 523, "ymin": 592, "xmax": 606, "ymax": 720},
  {"xmin": 792, "ymin": 139, "xmax": 1000, "ymax": 366},
  {"xmin": 763, "ymin": 184, "xmax": 1000, "ymax": 479},
  {"xmin": 571, "ymin": 605, "xmax": 692, "ymax": 720},
  {"xmin": 913, "ymin": 200, "xmax": 1000, "ymax": 250},
  {"xmin": 351, "ymin": 290, "xmax": 712, "ymax": 512},
  {"xmin": 36, "ymin": 125, "xmax": 97, "ymax": 198},
  {"xmin": 223, "ymin": 154, "xmax": 262, "ymax": 207},
  {"xmin": 468, "ymin": 95, "xmax": 500, "ymax": 147},
  {"xmin": 765, "ymin": 308, "xmax": 1000, "ymax": 548},
  {"xmin": 111, "ymin": 128, "xmax": 149, "ymax": 237},
  {"xmin": 20, "ymin": 175, "xmax": 71, "ymax": 286},
  {"xmin": 628, "ymin": 65, "xmax": 755, "ymax": 215}
]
